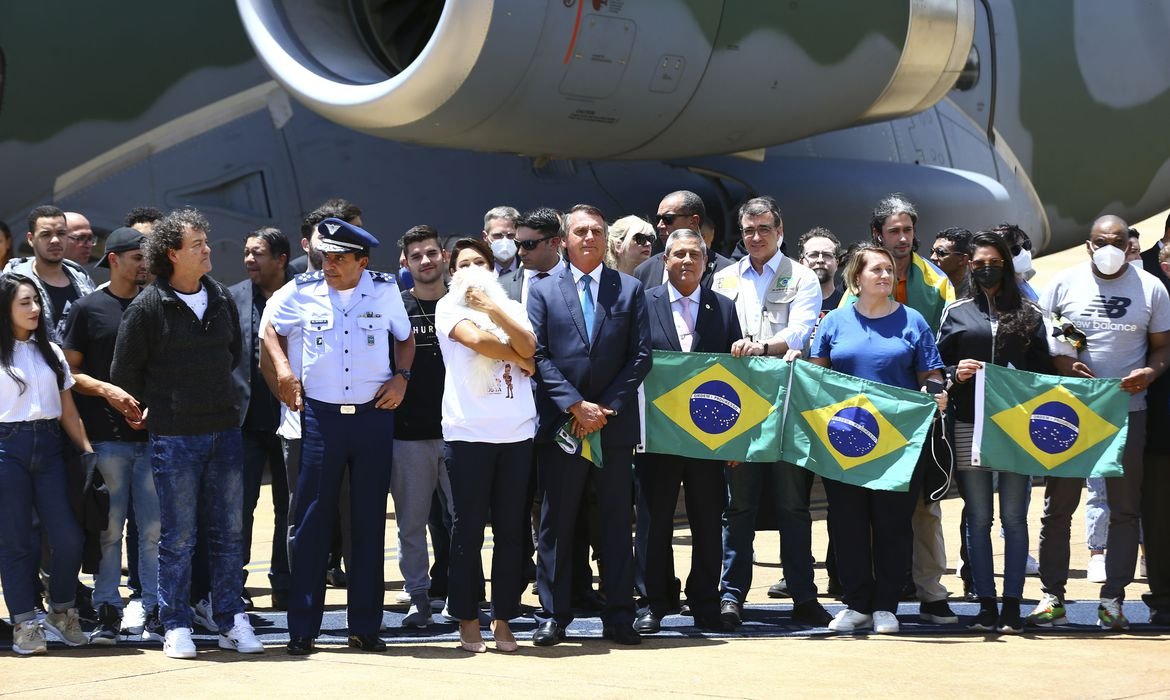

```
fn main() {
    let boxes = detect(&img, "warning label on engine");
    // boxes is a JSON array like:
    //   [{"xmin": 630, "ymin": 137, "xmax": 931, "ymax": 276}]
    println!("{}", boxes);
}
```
[{"xmin": 568, "ymin": 109, "xmax": 618, "ymax": 125}]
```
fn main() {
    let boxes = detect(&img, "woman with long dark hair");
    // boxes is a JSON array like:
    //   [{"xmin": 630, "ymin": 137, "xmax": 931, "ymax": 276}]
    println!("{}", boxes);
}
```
[
  {"xmin": 0, "ymin": 273, "xmax": 93, "ymax": 654},
  {"xmin": 936, "ymin": 231, "xmax": 1055, "ymax": 633}
]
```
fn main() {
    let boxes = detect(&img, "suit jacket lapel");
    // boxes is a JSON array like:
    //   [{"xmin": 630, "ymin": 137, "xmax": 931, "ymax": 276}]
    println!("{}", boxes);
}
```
[
  {"xmin": 558, "ymin": 269, "xmax": 590, "ymax": 346},
  {"xmin": 651, "ymin": 287, "xmax": 682, "ymax": 352}
]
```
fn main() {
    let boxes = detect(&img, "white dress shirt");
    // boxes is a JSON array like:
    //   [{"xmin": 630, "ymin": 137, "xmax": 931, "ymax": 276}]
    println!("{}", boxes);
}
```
[{"xmin": 0, "ymin": 341, "xmax": 75, "ymax": 422}]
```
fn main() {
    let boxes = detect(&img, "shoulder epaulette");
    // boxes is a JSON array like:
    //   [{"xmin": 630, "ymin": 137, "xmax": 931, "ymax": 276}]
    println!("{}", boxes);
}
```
[
  {"xmin": 369, "ymin": 271, "xmax": 397, "ymax": 284},
  {"xmin": 295, "ymin": 270, "xmax": 325, "ymax": 285}
]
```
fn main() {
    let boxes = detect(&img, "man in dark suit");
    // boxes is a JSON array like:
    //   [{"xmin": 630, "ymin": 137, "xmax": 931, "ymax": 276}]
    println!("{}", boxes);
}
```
[
  {"xmin": 634, "ymin": 230, "xmax": 741, "ymax": 634},
  {"xmin": 500, "ymin": 207, "xmax": 564, "ymax": 304},
  {"xmin": 528, "ymin": 204, "xmax": 653, "ymax": 646},
  {"xmin": 634, "ymin": 190, "xmax": 733, "ymax": 290},
  {"xmin": 230, "ymin": 227, "xmax": 291, "ymax": 609}
]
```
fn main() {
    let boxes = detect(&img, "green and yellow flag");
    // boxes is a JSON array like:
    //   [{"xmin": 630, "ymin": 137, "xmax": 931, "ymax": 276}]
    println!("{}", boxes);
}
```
[
  {"xmin": 972, "ymin": 363, "xmax": 1127, "ymax": 477},
  {"xmin": 642, "ymin": 351, "xmax": 787, "ymax": 463},
  {"xmin": 781, "ymin": 361, "xmax": 938, "ymax": 491}
]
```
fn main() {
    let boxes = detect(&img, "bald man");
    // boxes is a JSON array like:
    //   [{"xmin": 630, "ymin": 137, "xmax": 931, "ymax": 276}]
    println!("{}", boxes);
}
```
[{"xmin": 64, "ymin": 212, "xmax": 97, "ymax": 265}]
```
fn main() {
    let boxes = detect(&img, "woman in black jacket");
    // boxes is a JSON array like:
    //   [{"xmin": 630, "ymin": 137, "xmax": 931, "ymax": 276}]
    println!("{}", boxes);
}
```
[{"xmin": 936, "ymin": 232, "xmax": 1055, "ymax": 634}]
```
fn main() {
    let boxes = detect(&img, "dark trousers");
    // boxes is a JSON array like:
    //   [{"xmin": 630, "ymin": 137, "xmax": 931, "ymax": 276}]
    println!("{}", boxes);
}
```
[
  {"xmin": 634, "ymin": 453, "xmax": 725, "ymax": 619},
  {"xmin": 444, "ymin": 440, "xmax": 532, "ymax": 622},
  {"xmin": 428, "ymin": 489, "xmax": 452, "ymax": 596},
  {"xmin": 242, "ymin": 429, "xmax": 289, "ymax": 592},
  {"xmin": 536, "ymin": 442, "xmax": 636, "ymax": 626},
  {"xmin": 823, "ymin": 476, "xmax": 917, "ymax": 614},
  {"xmin": 288, "ymin": 401, "xmax": 392, "ymax": 637},
  {"xmin": 282, "ymin": 438, "xmax": 351, "ymax": 575},
  {"xmin": 1143, "ymin": 451, "xmax": 1170, "ymax": 612}
]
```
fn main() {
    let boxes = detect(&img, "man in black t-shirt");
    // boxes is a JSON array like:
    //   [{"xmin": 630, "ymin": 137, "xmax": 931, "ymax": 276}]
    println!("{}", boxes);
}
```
[
  {"xmin": 391, "ymin": 225, "xmax": 453, "ymax": 628},
  {"xmin": 62, "ymin": 227, "xmax": 157, "ymax": 644}
]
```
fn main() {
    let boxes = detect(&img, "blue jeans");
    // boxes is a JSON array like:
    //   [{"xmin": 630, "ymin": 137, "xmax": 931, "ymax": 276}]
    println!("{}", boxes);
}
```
[
  {"xmin": 1086, "ymin": 477, "xmax": 1109, "ymax": 551},
  {"xmin": 0, "ymin": 421, "xmax": 83, "ymax": 623},
  {"xmin": 958, "ymin": 469, "xmax": 1030, "ymax": 599},
  {"xmin": 721, "ymin": 461, "xmax": 816, "ymax": 604},
  {"xmin": 151, "ymin": 430, "xmax": 244, "ymax": 632},
  {"xmin": 93, "ymin": 440, "xmax": 160, "ymax": 609}
]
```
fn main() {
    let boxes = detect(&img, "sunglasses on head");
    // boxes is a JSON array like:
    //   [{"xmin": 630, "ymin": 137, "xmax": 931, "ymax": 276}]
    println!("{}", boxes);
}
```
[
  {"xmin": 632, "ymin": 233, "xmax": 656, "ymax": 246},
  {"xmin": 517, "ymin": 237, "xmax": 552, "ymax": 251}
]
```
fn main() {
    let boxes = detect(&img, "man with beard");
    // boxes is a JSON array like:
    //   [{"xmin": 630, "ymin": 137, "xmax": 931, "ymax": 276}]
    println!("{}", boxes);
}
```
[
  {"xmin": 4, "ymin": 205, "xmax": 96, "ymax": 341},
  {"xmin": 799, "ymin": 228, "xmax": 844, "ymax": 312}
]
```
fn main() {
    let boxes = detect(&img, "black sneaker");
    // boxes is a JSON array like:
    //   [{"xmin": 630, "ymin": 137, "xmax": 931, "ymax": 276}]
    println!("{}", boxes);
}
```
[
  {"xmin": 75, "ymin": 584, "xmax": 99, "ymax": 624},
  {"xmin": 89, "ymin": 604, "xmax": 120, "ymax": 645},
  {"xmin": 791, "ymin": 600, "xmax": 833, "ymax": 627},
  {"xmin": 997, "ymin": 597, "xmax": 1023, "ymax": 634},
  {"xmin": 967, "ymin": 598, "xmax": 998, "ymax": 631},
  {"xmin": 919, "ymin": 599, "xmax": 959, "ymax": 624},
  {"xmin": 142, "ymin": 606, "xmax": 164, "ymax": 642}
]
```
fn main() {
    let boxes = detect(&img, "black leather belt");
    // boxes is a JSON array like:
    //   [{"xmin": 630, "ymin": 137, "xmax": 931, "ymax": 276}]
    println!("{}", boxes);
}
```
[{"xmin": 305, "ymin": 398, "xmax": 379, "ymax": 415}]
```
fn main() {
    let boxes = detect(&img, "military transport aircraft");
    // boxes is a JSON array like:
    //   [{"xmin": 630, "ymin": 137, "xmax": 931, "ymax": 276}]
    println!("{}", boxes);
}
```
[{"xmin": 1, "ymin": 1, "xmax": 1168, "ymax": 281}]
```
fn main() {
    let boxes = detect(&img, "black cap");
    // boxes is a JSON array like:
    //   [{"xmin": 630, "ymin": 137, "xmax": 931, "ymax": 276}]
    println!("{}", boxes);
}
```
[{"xmin": 97, "ymin": 227, "xmax": 145, "ymax": 268}]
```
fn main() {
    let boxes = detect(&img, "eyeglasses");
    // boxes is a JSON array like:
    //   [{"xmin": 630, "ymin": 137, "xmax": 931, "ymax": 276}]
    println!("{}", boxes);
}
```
[
  {"xmin": 802, "ymin": 251, "xmax": 836, "ymax": 261},
  {"xmin": 741, "ymin": 224, "xmax": 776, "ymax": 239},
  {"xmin": 517, "ymin": 236, "xmax": 553, "ymax": 251},
  {"xmin": 655, "ymin": 212, "xmax": 687, "ymax": 226},
  {"xmin": 930, "ymin": 247, "xmax": 960, "ymax": 258},
  {"xmin": 632, "ymin": 233, "xmax": 656, "ymax": 246}
]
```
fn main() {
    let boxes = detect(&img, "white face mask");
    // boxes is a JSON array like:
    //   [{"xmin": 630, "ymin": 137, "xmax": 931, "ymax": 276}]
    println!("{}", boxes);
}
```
[
  {"xmin": 1092, "ymin": 244, "xmax": 1126, "ymax": 276},
  {"xmin": 490, "ymin": 237, "xmax": 517, "ymax": 264},
  {"xmin": 1012, "ymin": 247, "xmax": 1033, "ymax": 274},
  {"xmin": 1130, "ymin": 258, "xmax": 1144, "ymax": 271}
]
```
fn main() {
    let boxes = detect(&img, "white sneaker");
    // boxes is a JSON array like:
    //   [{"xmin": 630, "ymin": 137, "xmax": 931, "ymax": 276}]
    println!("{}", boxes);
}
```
[
  {"xmin": 1087, "ymin": 553, "xmax": 1107, "ymax": 583},
  {"xmin": 1025, "ymin": 554, "xmax": 1040, "ymax": 576},
  {"xmin": 394, "ymin": 589, "xmax": 412, "ymax": 604},
  {"xmin": 12, "ymin": 620, "xmax": 47, "ymax": 655},
  {"xmin": 121, "ymin": 598, "xmax": 146, "ymax": 635},
  {"xmin": 163, "ymin": 627, "xmax": 197, "ymax": 659},
  {"xmin": 828, "ymin": 608, "xmax": 872, "ymax": 632},
  {"xmin": 191, "ymin": 598, "xmax": 215, "ymax": 631},
  {"xmin": 218, "ymin": 612, "xmax": 264, "ymax": 653},
  {"xmin": 44, "ymin": 608, "xmax": 87, "ymax": 646},
  {"xmin": 872, "ymin": 611, "xmax": 900, "ymax": 634}
]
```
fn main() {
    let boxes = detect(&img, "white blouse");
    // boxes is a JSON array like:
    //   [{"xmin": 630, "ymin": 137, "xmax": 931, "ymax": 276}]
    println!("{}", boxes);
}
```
[{"xmin": 0, "ymin": 341, "xmax": 75, "ymax": 422}]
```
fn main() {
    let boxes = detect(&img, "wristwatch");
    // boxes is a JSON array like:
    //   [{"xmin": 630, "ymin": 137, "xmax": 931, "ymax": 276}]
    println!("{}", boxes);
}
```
[{"xmin": 394, "ymin": 369, "xmax": 412, "ymax": 381}]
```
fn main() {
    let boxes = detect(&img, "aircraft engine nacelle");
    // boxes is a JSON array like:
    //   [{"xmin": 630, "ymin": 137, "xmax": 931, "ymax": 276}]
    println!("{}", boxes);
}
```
[{"xmin": 237, "ymin": 0, "xmax": 974, "ymax": 159}]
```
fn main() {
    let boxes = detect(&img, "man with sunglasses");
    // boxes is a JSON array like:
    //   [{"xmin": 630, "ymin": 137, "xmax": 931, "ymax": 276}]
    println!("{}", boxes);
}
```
[
  {"xmin": 930, "ymin": 227, "xmax": 973, "ymax": 298},
  {"xmin": 635, "ymin": 190, "xmax": 732, "ymax": 291},
  {"xmin": 501, "ymin": 207, "xmax": 564, "ymax": 305}
]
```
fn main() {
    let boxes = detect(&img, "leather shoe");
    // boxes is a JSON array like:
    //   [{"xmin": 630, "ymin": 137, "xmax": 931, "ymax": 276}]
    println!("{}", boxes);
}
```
[
  {"xmin": 347, "ymin": 634, "xmax": 386, "ymax": 652},
  {"xmin": 791, "ymin": 600, "xmax": 833, "ymax": 627},
  {"xmin": 602, "ymin": 622, "xmax": 642, "ymax": 645},
  {"xmin": 531, "ymin": 620, "xmax": 566, "ymax": 647},
  {"xmin": 766, "ymin": 579, "xmax": 790, "ymax": 599},
  {"xmin": 720, "ymin": 600, "xmax": 742, "ymax": 628},
  {"xmin": 325, "ymin": 567, "xmax": 348, "ymax": 588},
  {"xmin": 633, "ymin": 611, "xmax": 661, "ymax": 634},
  {"xmin": 286, "ymin": 636, "xmax": 315, "ymax": 655}
]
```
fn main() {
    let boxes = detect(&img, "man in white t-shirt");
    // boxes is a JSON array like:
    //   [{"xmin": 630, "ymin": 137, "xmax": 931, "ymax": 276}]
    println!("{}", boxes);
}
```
[{"xmin": 1031, "ymin": 214, "xmax": 1170, "ymax": 630}]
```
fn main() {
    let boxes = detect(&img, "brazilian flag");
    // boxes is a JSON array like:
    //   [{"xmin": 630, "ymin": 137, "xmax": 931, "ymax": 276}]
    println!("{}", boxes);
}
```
[
  {"xmin": 972, "ymin": 364, "xmax": 1127, "ymax": 477},
  {"xmin": 781, "ymin": 361, "xmax": 938, "ymax": 491},
  {"xmin": 642, "ymin": 351, "xmax": 787, "ymax": 463}
]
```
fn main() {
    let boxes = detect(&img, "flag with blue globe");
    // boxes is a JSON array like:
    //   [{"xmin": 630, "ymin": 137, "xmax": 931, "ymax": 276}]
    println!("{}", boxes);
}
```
[
  {"xmin": 642, "ymin": 351, "xmax": 787, "ymax": 463},
  {"xmin": 781, "ymin": 362, "xmax": 938, "ymax": 491},
  {"xmin": 972, "ymin": 364, "xmax": 1127, "ymax": 477}
]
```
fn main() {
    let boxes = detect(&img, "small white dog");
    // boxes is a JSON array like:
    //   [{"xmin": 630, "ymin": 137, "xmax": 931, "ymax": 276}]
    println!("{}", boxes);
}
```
[{"xmin": 446, "ymin": 264, "xmax": 522, "ymax": 394}]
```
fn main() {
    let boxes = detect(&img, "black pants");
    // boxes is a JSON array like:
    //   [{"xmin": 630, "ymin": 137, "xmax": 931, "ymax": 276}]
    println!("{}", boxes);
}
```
[
  {"xmin": 634, "ymin": 453, "xmax": 725, "ymax": 618},
  {"xmin": 536, "ymin": 442, "xmax": 636, "ymax": 626},
  {"xmin": 1142, "ymin": 451, "xmax": 1170, "ymax": 612},
  {"xmin": 823, "ymin": 477, "xmax": 917, "ymax": 614},
  {"xmin": 241, "ymin": 429, "xmax": 289, "ymax": 592},
  {"xmin": 444, "ymin": 440, "xmax": 532, "ymax": 622}
]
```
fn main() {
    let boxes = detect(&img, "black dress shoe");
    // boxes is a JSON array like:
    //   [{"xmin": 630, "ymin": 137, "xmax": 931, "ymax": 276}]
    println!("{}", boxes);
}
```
[
  {"xmin": 767, "ymin": 579, "xmax": 791, "ymax": 599},
  {"xmin": 531, "ymin": 620, "xmax": 566, "ymax": 647},
  {"xmin": 602, "ymin": 623, "xmax": 642, "ymax": 645},
  {"xmin": 791, "ymin": 600, "xmax": 833, "ymax": 627},
  {"xmin": 287, "ymin": 637, "xmax": 316, "ymax": 655},
  {"xmin": 633, "ymin": 611, "xmax": 661, "ymax": 634},
  {"xmin": 326, "ymin": 567, "xmax": 348, "ymax": 588},
  {"xmin": 348, "ymin": 634, "xmax": 386, "ymax": 652},
  {"xmin": 693, "ymin": 614, "xmax": 734, "ymax": 633},
  {"xmin": 678, "ymin": 602, "xmax": 693, "ymax": 617},
  {"xmin": 720, "ymin": 600, "xmax": 742, "ymax": 628}
]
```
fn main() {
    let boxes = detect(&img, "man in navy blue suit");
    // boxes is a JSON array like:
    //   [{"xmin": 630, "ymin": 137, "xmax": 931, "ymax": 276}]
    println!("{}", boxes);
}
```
[
  {"xmin": 528, "ymin": 204, "xmax": 652, "ymax": 646},
  {"xmin": 634, "ymin": 230, "xmax": 741, "ymax": 635}
]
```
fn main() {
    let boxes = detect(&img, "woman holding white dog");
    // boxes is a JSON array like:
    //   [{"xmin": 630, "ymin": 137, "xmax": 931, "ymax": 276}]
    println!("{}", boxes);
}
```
[{"xmin": 435, "ymin": 238, "xmax": 538, "ymax": 653}]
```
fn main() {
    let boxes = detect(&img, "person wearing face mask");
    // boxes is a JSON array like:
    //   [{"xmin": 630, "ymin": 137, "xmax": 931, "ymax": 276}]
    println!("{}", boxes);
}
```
[
  {"xmin": 935, "ymin": 232, "xmax": 1056, "ymax": 633},
  {"xmin": 991, "ymin": 223, "xmax": 1040, "ymax": 301},
  {"xmin": 482, "ymin": 206, "xmax": 520, "ymax": 276},
  {"xmin": 1029, "ymin": 215, "xmax": 1170, "ymax": 631}
]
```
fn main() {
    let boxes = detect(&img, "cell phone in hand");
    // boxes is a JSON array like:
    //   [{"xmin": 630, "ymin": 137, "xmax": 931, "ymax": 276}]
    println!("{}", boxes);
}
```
[{"xmin": 924, "ymin": 378, "xmax": 946, "ymax": 395}]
